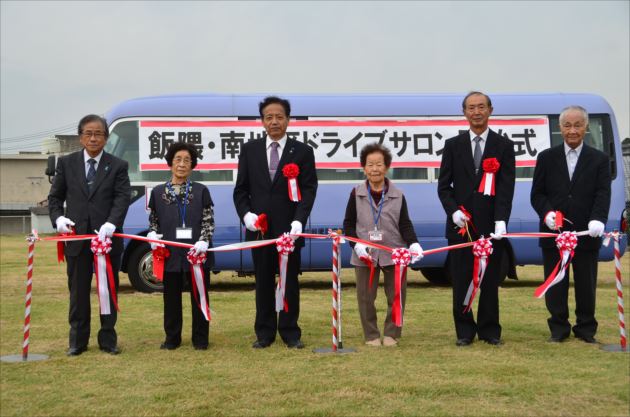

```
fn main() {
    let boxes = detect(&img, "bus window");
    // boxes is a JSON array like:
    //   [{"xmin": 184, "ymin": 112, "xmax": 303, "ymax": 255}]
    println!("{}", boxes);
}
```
[{"xmin": 105, "ymin": 120, "xmax": 233, "ymax": 183}]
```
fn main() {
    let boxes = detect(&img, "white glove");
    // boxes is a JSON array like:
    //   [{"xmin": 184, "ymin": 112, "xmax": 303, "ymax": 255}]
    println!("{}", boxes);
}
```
[
  {"xmin": 55, "ymin": 216, "xmax": 75, "ymax": 234},
  {"xmin": 490, "ymin": 221, "xmax": 507, "ymax": 240},
  {"xmin": 409, "ymin": 242, "xmax": 424, "ymax": 263},
  {"xmin": 243, "ymin": 212, "xmax": 259, "ymax": 232},
  {"xmin": 193, "ymin": 240, "xmax": 209, "ymax": 255},
  {"xmin": 588, "ymin": 220, "xmax": 605, "ymax": 238},
  {"xmin": 146, "ymin": 231, "xmax": 164, "ymax": 250},
  {"xmin": 452, "ymin": 210, "xmax": 469, "ymax": 228},
  {"xmin": 544, "ymin": 211, "xmax": 558, "ymax": 230},
  {"xmin": 354, "ymin": 243, "xmax": 371, "ymax": 260},
  {"xmin": 289, "ymin": 220, "xmax": 302, "ymax": 238},
  {"xmin": 98, "ymin": 222, "xmax": 116, "ymax": 241}
]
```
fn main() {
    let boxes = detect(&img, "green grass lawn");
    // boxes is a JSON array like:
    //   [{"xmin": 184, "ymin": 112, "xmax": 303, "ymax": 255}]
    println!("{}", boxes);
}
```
[{"xmin": 1, "ymin": 234, "xmax": 628, "ymax": 416}]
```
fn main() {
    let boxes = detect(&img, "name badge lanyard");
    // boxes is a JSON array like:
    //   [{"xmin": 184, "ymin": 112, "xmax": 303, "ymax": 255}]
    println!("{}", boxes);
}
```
[
  {"xmin": 367, "ymin": 184, "xmax": 385, "ymax": 231},
  {"xmin": 167, "ymin": 180, "xmax": 190, "ymax": 228}
]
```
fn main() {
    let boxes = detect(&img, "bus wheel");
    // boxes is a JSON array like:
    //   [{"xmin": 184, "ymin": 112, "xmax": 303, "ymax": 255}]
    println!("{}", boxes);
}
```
[
  {"xmin": 127, "ymin": 242, "xmax": 164, "ymax": 293},
  {"xmin": 420, "ymin": 267, "xmax": 452, "ymax": 286}
]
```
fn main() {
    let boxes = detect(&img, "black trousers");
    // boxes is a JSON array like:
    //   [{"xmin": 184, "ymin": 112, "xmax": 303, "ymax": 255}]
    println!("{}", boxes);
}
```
[
  {"xmin": 448, "ymin": 239, "xmax": 505, "ymax": 341},
  {"xmin": 163, "ymin": 271, "xmax": 209, "ymax": 347},
  {"xmin": 252, "ymin": 245, "xmax": 301, "ymax": 344},
  {"xmin": 66, "ymin": 244, "xmax": 120, "ymax": 350},
  {"xmin": 542, "ymin": 248, "xmax": 599, "ymax": 339}
]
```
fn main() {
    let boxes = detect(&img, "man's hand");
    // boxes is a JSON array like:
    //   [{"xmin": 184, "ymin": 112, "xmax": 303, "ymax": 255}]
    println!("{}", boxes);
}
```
[
  {"xmin": 98, "ymin": 222, "xmax": 116, "ymax": 241},
  {"xmin": 587, "ymin": 220, "xmax": 605, "ymax": 238},
  {"xmin": 146, "ymin": 231, "xmax": 164, "ymax": 250},
  {"xmin": 55, "ymin": 216, "xmax": 75, "ymax": 234},
  {"xmin": 490, "ymin": 221, "xmax": 507, "ymax": 240},
  {"xmin": 289, "ymin": 221, "xmax": 302, "ymax": 237},
  {"xmin": 544, "ymin": 211, "xmax": 558, "ymax": 230},
  {"xmin": 452, "ymin": 210, "xmax": 469, "ymax": 228},
  {"xmin": 409, "ymin": 242, "xmax": 424, "ymax": 263},
  {"xmin": 193, "ymin": 240, "xmax": 209, "ymax": 255},
  {"xmin": 354, "ymin": 243, "xmax": 371, "ymax": 260},
  {"xmin": 243, "ymin": 212, "xmax": 259, "ymax": 232}
]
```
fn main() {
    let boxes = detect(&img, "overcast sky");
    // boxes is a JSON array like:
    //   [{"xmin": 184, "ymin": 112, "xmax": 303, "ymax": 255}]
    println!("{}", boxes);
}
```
[{"xmin": 1, "ymin": 0, "xmax": 628, "ymax": 154}]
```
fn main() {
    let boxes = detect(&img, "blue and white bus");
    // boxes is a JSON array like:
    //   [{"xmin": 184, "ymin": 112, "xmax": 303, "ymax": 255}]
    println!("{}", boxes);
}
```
[{"xmin": 97, "ymin": 93, "xmax": 627, "ymax": 292}]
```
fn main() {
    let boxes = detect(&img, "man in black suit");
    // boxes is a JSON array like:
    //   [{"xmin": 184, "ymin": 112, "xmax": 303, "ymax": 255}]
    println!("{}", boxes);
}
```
[
  {"xmin": 438, "ymin": 91, "xmax": 515, "ymax": 346},
  {"xmin": 233, "ymin": 96, "xmax": 318, "ymax": 349},
  {"xmin": 531, "ymin": 105, "xmax": 611, "ymax": 344},
  {"xmin": 48, "ymin": 114, "xmax": 130, "ymax": 356}
]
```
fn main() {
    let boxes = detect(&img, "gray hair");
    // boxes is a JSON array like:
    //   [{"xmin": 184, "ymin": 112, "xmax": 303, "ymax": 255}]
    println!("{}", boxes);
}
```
[{"xmin": 559, "ymin": 105, "xmax": 589, "ymax": 126}]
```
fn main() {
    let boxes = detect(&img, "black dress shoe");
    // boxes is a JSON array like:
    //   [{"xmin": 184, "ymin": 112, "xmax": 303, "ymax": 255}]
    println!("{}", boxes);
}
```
[
  {"xmin": 286, "ymin": 339, "xmax": 305, "ymax": 349},
  {"xmin": 576, "ymin": 335, "xmax": 598, "ymax": 344},
  {"xmin": 99, "ymin": 346, "xmax": 121, "ymax": 355},
  {"xmin": 548, "ymin": 336, "xmax": 568, "ymax": 343},
  {"xmin": 66, "ymin": 346, "xmax": 87, "ymax": 356},
  {"xmin": 482, "ymin": 338, "xmax": 502, "ymax": 346},
  {"xmin": 160, "ymin": 342, "xmax": 180, "ymax": 350},
  {"xmin": 456, "ymin": 338, "xmax": 472, "ymax": 347},
  {"xmin": 252, "ymin": 340, "xmax": 272, "ymax": 349},
  {"xmin": 193, "ymin": 344, "xmax": 208, "ymax": 351}
]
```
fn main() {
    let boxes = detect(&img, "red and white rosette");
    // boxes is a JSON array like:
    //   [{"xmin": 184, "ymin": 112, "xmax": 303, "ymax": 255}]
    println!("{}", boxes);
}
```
[
  {"xmin": 90, "ymin": 236, "xmax": 119, "ymax": 315},
  {"xmin": 275, "ymin": 233, "xmax": 295, "ymax": 312},
  {"xmin": 463, "ymin": 237, "xmax": 493, "ymax": 313},
  {"xmin": 186, "ymin": 249, "xmax": 211, "ymax": 322},
  {"xmin": 282, "ymin": 163, "xmax": 301, "ymax": 202},
  {"xmin": 478, "ymin": 158, "xmax": 500, "ymax": 196},
  {"xmin": 534, "ymin": 231, "xmax": 578, "ymax": 298},
  {"xmin": 391, "ymin": 247, "xmax": 411, "ymax": 327}
]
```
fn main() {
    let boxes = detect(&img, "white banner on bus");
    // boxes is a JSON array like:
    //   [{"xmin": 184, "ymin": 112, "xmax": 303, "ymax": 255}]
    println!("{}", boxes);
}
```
[{"xmin": 138, "ymin": 116, "xmax": 549, "ymax": 171}]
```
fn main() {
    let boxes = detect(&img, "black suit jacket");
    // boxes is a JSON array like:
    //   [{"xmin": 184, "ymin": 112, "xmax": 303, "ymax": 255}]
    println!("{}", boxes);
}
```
[
  {"xmin": 48, "ymin": 150, "xmax": 131, "ymax": 256},
  {"xmin": 530, "ymin": 143, "xmax": 611, "ymax": 250},
  {"xmin": 233, "ymin": 138, "xmax": 318, "ymax": 245},
  {"xmin": 438, "ymin": 129, "xmax": 516, "ymax": 240}
]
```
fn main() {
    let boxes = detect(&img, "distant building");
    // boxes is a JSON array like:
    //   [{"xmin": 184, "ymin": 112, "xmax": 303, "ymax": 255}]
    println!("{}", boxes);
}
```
[{"xmin": 42, "ymin": 134, "xmax": 80, "ymax": 154}]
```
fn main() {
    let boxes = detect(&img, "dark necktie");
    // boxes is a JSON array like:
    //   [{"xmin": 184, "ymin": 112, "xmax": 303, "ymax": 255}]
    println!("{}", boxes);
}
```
[
  {"xmin": 473, "ymin": 136, "xmax": 482, "ymax": 173},
  {"xmin": 269, "ymin": 142, "xmax": 280, "ymax": 179},
  {"xmin": 87, "ymin": 158, "xmax": 96, "ymax": 192}
]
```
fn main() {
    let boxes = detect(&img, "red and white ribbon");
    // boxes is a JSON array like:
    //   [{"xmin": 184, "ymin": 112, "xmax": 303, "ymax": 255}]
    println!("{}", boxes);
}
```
[
  {"xmin": 275, "ymin": 233, "xmax": 295, "ymax": 312},
  {"xmin": 463, "ymin": 238, "xmax": 493, "ymax": 313},
  {"xmin": 152, "ymin": 246, "xmax": 170, "ymax": 282},
  {"xmin": 282, "ymin": 163, "xmax": 302, "ymax": 202},
  {"xmin": 90, "ymin": 237, "xmax": 119, "ymax": 315},
  {"xmin": 603, "ymin": 232, "xmax": 626, "ymax": 350},
  {"xmin": 187, "ymin": 249, "xmax": 211, "ymax": 322},
  {"xmin": 534, "ymin": 231, "xmax": 578, "ymax": 298},
  {"xmin": 391, "ymin": 248, "xmax": 411, "ymax": 327},
  {"xmin": 478, "ymin": 158, "xmax": 500, "ymax": 196}
]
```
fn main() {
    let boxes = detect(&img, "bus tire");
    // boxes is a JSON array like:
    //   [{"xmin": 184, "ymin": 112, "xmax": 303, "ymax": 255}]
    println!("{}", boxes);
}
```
[
  {"xmin": 420, "ymin": 267, "xmax": 452, "ymax": 286},
  {"xmin": 127, "ymin": 242, "xmax": 164, "ymax": 293}
]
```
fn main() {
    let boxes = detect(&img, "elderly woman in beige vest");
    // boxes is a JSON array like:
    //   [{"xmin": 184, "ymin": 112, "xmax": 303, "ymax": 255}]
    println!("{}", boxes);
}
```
[{"xmin": 343, "ymin": 143, "xmax": 423, "ymax": 347}]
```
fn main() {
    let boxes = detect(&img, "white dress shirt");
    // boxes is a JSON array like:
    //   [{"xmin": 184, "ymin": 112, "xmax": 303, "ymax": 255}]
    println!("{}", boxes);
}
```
[
  {"xmin": 83, "ymin": 149, "xmax": 104, "ymax": 177},
  {"xmin": 564, "ymin": 141, "xmax": 583, "ymax": 180},
  {"xmin": 266, "ymin": 135, "xmax": 287, "ymax": 167},
  {"xmin": 469, "ymin": 128, "xmax": 489, "ymax": 155}
]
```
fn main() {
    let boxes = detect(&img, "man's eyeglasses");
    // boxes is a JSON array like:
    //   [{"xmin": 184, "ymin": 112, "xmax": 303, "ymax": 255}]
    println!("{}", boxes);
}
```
[{"xmin": 81, "ymin": 131, "xmax": 106, "ymax": 139}]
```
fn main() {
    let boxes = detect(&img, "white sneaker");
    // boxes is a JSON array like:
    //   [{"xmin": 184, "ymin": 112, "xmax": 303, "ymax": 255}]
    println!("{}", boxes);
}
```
[
  {"xmin": 382, "ymin": 336, "xmax": 398, "ymax": 347},
  {"xmin": 365, "ymin": 338, "xmax": 382, "ymax": 347}
]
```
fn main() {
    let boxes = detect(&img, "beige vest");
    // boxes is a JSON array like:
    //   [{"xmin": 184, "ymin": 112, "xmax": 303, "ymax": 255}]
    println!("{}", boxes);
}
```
[{"xmin": 350, "ymin": 181, "xmax": 407, "ymax": 267}]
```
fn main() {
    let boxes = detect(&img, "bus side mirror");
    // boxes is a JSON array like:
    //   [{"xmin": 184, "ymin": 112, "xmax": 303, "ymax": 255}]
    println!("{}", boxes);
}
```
[{"xmin": 45, "ymin": 155, "xmax": 57, "ymax": 183}]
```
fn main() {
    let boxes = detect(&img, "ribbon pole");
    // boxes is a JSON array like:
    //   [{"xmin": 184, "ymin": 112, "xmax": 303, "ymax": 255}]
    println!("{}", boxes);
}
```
[
  {"xmin": 613, "ymin": 233, "xmax": 627, "ymax": 350},
  {"xmin": 22, "ymin": 232, "xmax": 37, "ymax": 360},
  {"xmin": 331, "ymin": 236, "xmax": 340, "ymax": 351}
]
